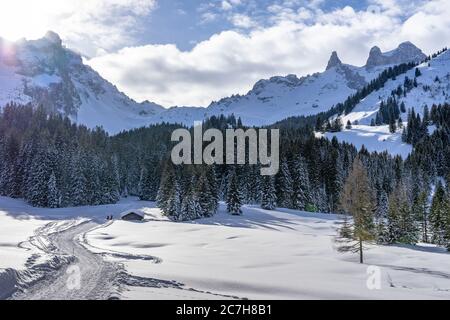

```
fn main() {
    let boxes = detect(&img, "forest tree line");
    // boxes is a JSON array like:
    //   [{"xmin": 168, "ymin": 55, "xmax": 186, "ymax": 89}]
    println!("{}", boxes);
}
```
[{"xmin": 1, "ymin": 101, "xmax": 450, "ymax": 250}]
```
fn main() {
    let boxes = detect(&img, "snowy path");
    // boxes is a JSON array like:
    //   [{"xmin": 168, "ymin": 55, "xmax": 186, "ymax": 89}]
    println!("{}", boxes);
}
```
[
  {"xmin": 9, "ymin": 219, "xmax": 241, "ymax": 300},
  {"xmin": 12, "ymin": 221, "xmax": 120, "ymax": 300}
]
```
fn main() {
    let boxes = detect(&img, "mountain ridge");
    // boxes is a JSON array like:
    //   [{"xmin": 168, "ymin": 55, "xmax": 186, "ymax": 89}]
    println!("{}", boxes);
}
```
[
  {"xmin": 0, "ymin": 32, "xmax": 166, "ymax": 133},
  {"xmin": 0, "ymin": 32, "xmax": 429, "ymax": 133}
]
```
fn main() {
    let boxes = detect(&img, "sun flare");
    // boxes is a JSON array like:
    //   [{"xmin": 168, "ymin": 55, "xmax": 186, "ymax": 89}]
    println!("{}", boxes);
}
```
[{"xmin": 0, "ymin": 1, "xmax": 72, "ymax": 41}]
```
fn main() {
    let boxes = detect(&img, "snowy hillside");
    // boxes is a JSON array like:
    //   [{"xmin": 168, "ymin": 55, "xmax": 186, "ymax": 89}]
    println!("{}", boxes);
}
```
[
  {"xmin": 326, "ymin": 48, "xmax": 450, "ymax": 157},
  {"xmin": 202, "ymin": 42, "xmax": 426, "ymax": 125},
  {"xmin": 147, "ymin": 42, "xmax": 427, "ymax": 127},
  {"xmin": 0, "ymin": 32, "xmax": 165, "ymax": 134}
]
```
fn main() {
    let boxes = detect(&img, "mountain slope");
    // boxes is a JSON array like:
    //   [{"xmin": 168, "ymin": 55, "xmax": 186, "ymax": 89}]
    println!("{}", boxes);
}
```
[
  {"xmin": 0, "ymin": 32, "xmax": 165, "ymax": 134},
  {"xmin": 325, "ymin": 48, "xmax": 450, "ymax": 157},
  {"xmin": 147, "ymin": 42, "xmax": 426, "ymax": 126},
  {"xmin": 0, "ymin": 33, "xmax": 428, "ymax": 133}
]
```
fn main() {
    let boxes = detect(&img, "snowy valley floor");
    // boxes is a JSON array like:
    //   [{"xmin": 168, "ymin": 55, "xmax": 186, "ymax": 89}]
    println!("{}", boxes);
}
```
[{"xmin": 1, "ymin": 196, "xmax": 450, "ymax": 300}]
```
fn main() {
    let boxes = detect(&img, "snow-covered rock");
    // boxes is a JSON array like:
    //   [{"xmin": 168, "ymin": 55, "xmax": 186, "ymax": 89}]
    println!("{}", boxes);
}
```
[
  {"xmin": 365, "ymin": 42, "xmax": 426, "ymax": 70},
  {"xmin": 326, "ymin": 51, "xmax": 343, "ymax": 71}
]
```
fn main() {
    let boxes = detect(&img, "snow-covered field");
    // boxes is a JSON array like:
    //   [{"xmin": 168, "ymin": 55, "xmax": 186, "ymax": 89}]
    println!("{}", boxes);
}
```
[
  {"xmin": 322, "ymin": 125, "xmax": 412, "ymax": 158},
  {"xmin": 0, "ymin": 197, "xmax": 154, "ymax": 270},
  {"xmin": 1, "ymin": 196, "xmax": 450, "ymax": 300},
  {"xmin": 84, "ymin": 203, "xmax": 450, "ymax": 300},
  {"xmin": 0, "ymin": 207, "xmax": 47, "ymax": 270}
]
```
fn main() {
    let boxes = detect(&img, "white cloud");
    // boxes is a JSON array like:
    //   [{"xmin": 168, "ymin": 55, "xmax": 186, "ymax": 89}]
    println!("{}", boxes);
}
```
[
  {"xmin": 221, "ymin": 1, "xmax": 233, "ymax": 11},
  {"xmin": 87, "ymin": 0, "xmax": 450, "ymax": 107},
  {"xmin": 230, "ymin": 14, "xmax": 258, "ymax": 29},
  {"xmin": 201, "ymin": 12, "xmax": 219, "ymax": 23},
  {"xmin": 0, "ymin": 0, "xmax": 157, "ymax": 56}
]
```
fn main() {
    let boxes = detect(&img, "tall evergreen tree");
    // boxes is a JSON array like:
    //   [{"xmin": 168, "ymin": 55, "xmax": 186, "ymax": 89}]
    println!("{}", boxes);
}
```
[
  {"xmin": 157, "ymin": 163, "xmax": 176, "ymax": 216},
  {"xmin": 261, "ymin": 175, "xmax": 277, "ymax": 210},
  {"xmin": 47, "ymin": 171, "xmax": 61, "ymax": 208},
  {"xmin": 412, "ymin": 191, "xmax": 429, "ymax": 243},
  {"xmin": 226, "ymin": 168, "xmax": 242, "ymax": 215},
  {"xmin": 68, "ymin": 154, "xmax": 87, "ymax": 207},
  {"xmin": 277, "ymin": 161, "xmax": 294, "ymax": 208},
  {"xmin": 27, "ymin": 147, "xmax": 51, "ymax": 207},
  {"xmin": 387, "ymin": 183, "xmax": 418, "ymax": 244},
  {"xmin": 140, "ymin": 167, "xmax": 159, "ymax": 201},
  {"xmin": 430, "ymin": 183, "xmax": 448, "ymax": 245},
  {"xmin": 292, "ymin": 157, "xmax": 311, "ymax": 210}
]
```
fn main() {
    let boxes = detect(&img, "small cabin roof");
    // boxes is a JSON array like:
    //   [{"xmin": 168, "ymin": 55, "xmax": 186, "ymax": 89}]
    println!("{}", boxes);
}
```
[{"xmin": 120, "ymin": 209, "xmax": 146, "ymax": 219}]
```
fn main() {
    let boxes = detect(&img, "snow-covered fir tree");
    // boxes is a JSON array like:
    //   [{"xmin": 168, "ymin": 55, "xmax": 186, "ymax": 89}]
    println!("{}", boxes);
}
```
[
  {"xmin": 292, "ymin": 157, "xmax": 311, "ymax": 210},
  {"xmin": 47, "ymin": 171, "xmax": 61, "ymax": 208},
  {"xmin": 387, "ymin": 182, "xmax": 418, "ymax": 244},
  {"xmin": 139, "ymin": 167, "xmax": 159, "ymax": 201},
  {"xmin": 261, "ymin": 175, "xmax": 277, "ymax": 210},
  {"xmin": 68, "ymin": 154, "xmax": 87, "ymax": 207},
  {"xmin": 429, "ymin": 183, "xmax": 448, "ymax": 246},
  {"xmin": 27, "ymin": 147, "xmax": 52, "ymax": 207},
  {"xmin": 226, "ymin": 168, "xmax": 242, "ymax": 215},
  {"xmin": 412, "ymin": 191, "xmax": 430, "ymax": 243},
  {"xmin": 277, "ymin": 160, "xmax": 294, "ymax": 208}
]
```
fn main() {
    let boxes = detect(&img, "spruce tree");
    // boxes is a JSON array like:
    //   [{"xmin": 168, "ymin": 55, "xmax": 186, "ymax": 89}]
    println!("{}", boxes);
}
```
[
  {"xmin": 68, "ymin": 155, "xmax": 87, "ymax": 207},
  {"xmin": 197, "ymin": 171, "xmax": 215, "ymax": 217},
  {"xmin": 375, "ymin": 190, "xmax": 389, "ymax": 243},
  {"xmin": 140, "ymin": 167, "xmax": 159, "ymax": 201},
  {"xmin": 413, "ymin": 191, "xmax": 429, "ymax": 243},
  {"xmin": 206, "ymin": 166, "xmax": 219, "ymax": 214},
  {"xmin": 226, "ymin": 169, "xmax": 242, "ymax": 215},
  {"xmin": 346, "ymin": 120, "xmax": 352, "ymax": 130},
  {"xmin": 261, "ymin": 175, "xmax": 277, "ymax": 210},
  {"xmin": 292, "ymin": 157, "xmax": 310, "ymax": 210},
  {"xmin": 181, "ymin": 188, "xmax": 197, "ymax": 221},
  {"xmin": 157, "ymin": 163, "xmax": 176, "ymax": 215},
  {"xmin": 389, "ymin": 118, "xmax": 397, "ymax": 133},
  {"xmin": 444, "ymin": 199, "xmax": 450, "ymax": 251},
  {"xmin": 387, "ymin": 183, "xmax": 418, "ymax": 244},
  {"xmin": 166, "ymin": 179, "xmax": 182, "ymax": 220},
  {"xmin": 400, "ymin": 102, "xmax": 406, "ymax": 113},
  {"xmin": 47, "ymin": 171, "xmax": 61, "ymax": 208},
  {"xmin": 430, "ymin": 183, "xmax": 447, "ymax": 245},
  {"xmin": 277, "ymin": 161, "xmax": 294, "ymax": 208},
  {"xmin": 27, "ymin": 148, "xmax": 51, "ymax": 207}
]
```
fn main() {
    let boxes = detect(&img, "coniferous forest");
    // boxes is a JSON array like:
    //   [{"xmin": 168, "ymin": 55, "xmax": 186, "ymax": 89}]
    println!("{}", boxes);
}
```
[{"xmin": 1, "ymin": 100, "xmax": 450, "ymax": 250}]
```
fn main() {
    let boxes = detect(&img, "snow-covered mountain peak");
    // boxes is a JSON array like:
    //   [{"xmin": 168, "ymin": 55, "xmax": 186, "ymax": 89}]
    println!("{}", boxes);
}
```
[
  {"xmin": 326, "ymin": 51, "xmax": 343, "ymax": 71},
  {"xmin": 366, "ymin": 45, "xmax": 383, "ymax": 67},
  {"xmin": 0, "ymin": 35, "xmax": 434, "ymax": 133},
  {"xmin": 43, "ymin": 31, "xmax": 62, "ymax": 46},
  {"xmin": 251, "ymin": 74, "xmax": 304, "ymax": 93},
  {"xmin": 0, "ymin": 32, "xmax": 165, "ymax": 133},
  {"xmin": 124, "ymin": 41, "xmax": 431, "ymax": 127},
  {"xmin": 365, "ymin": 42, "xmax": 426, "ymax": 69}
]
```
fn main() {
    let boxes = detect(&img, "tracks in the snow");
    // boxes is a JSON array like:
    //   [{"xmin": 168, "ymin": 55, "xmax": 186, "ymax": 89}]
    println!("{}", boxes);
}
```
[{"xmin": 9, "ymin": 220, "xmax": 243, "ymax": 300}]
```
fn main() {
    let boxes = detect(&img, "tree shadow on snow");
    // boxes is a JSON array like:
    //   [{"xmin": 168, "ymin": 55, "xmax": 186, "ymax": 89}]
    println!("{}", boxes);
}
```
[{"xmin": 191, "ymin": 204, "xmax": 337, "ymax": 231}]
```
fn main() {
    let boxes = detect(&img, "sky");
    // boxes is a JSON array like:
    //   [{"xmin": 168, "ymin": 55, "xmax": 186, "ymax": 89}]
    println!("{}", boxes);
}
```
[{"xmin": 1, "ymin": 0, "xmax": 450, "ymax": 107}]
